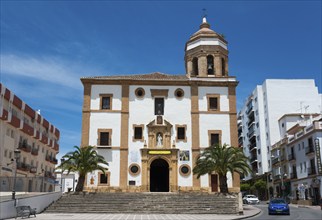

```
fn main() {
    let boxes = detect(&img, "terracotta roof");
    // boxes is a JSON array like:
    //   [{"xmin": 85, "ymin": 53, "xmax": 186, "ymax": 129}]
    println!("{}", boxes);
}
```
[{"xmin": 81, "ymin": 72, "xmax": 188, "ymax": 81}]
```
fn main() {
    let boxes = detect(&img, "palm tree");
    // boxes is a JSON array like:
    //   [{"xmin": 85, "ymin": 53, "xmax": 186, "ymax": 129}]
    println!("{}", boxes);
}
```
[
  {"xmin": 56, "ymin": 146, "xmax": 109, "ymax": 192},
  {"xmin": 193, "ymin": 144, "xmax": 252, "ymax": 193}
]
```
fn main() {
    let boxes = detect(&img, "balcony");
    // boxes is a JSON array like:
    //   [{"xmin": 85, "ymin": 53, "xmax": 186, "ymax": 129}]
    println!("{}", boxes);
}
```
[
  {"xmin": 44, "ymin": 171, "xmax": 55, "ymax": 179},
  {"xmin": 272, "ymin": 157, "xmax": 279, "ymax": 165},
  {"xmin": 280, "ymin": 154, "xmax": 286, "ymax": 162},
  {"xmin": 30, "ymin": 166, "xmax": 37, "ymax": 173},
  {"xmin": 10, "ymin": 114, "xmax": 20, "ymax": 128},
  {"xmin": 274, "ymin": 174, "xmax": 281, "ymax": 181},
  {"xmin": 18, "ymin": 142, "xmax": 31, "ymax": 153},
  {"xmin": 308, "ymin": 167, "xmax": 316, "ymax": 176},
  {"xmin": 249, "ymin": 143, "xmax": 257, "ymax": 151},
  {"xmin": 17, "ymin": 162, "xmax": 30, "ymax": 172},
  {"xmin": 250, "ymin": 156, "xmax": 258, "ymax": 164},
  {"xmin": 22, "ymin": 122, "xmax": 34, "ymax": 136},
  {"xmin": 290, "ymin": 172, "xmax": 297, "ymax": 179},
  {"xmin": 46, "ymin": 155, "xmax": 58, "ymax": 164},
  {"xmin": 246, "ymin": 106, "xmax": 254, "ymax": 115},
  {"xmin": 305, "ymin": 146, "xmax": 315, "ymax": 155},
  {"xmin": 288, "ymin": 154, "xmax": 296, "ymax": 161},
  {"xmin": 31, "ymin": 148, "xmax": 39, "ymax": 156}
]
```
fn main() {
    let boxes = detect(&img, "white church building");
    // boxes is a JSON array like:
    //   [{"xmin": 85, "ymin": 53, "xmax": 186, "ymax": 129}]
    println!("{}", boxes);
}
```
[{"xmin": 80, "ymin": 18, "xmax": 240, "ymax": 193}]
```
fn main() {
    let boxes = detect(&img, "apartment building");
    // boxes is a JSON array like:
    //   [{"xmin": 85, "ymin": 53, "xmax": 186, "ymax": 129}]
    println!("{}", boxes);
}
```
[
  {"xmin": 238, "ymin": 79, "xmax": 321, "ymax": 179},
  {"xmin": 270, "ymin": 114, "xmax": 322, "ymax": 205},
  {"xmin": 0, "ymin": 83, "xmax": 60, "ymax": 192}
]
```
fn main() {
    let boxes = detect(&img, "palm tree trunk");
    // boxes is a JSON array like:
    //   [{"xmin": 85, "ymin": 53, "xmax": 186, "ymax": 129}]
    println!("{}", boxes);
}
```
[
  {"xmin": 75, "ymin": 175, "xmax": 85, "ymax": 192},
  {"xmin": 219, "ymin": 174, "xmax": 228, "ymax": 193}
]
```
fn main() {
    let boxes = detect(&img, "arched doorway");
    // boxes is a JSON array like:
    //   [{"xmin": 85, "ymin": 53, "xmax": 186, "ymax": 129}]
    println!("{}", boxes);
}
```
[{"xmin": 150, "ymin": 159, "xmax": 169, "ymax": 192}]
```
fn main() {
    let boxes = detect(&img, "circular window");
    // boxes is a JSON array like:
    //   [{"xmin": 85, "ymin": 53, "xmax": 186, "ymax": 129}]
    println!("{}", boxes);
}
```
[
  {"xmin": 179, "ymin": 165, "xmax": 191, "ymax": 176},
  {"xmin": 129, "ymin": 164, "xmax": 140, "ymax": 176},
  {"xmin": 175, "ymin": 88, "xmax": 184, "ymax": 99},
  {"xmin": 135, "ymin": 88, "xmax": 145, "ymax": 98}
]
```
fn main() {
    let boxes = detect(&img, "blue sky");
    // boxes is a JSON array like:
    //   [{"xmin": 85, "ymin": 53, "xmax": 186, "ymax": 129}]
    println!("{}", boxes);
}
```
[{"xmin": 1, "ymin": 0, "xmax": 321, "ymax": 159}]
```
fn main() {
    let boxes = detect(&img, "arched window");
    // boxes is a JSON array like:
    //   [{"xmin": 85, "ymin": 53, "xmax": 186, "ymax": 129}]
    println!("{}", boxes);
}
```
[
  {"xmin": 192, "ymin": 57, "xmax": 198, "ymax": 76},
  {"xmin": 221, "ymin": 58, "xmax": 226, "ymax": 76},
  {"xmin": 207, "ymin": 55, "xmax": 214, "ymax": 75}
]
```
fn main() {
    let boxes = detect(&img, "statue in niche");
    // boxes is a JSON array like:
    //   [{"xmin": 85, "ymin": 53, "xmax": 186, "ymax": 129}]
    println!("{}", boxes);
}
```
[{"xmin": 157, "ymin": 133, "xmax": 163, "ymax": 147}]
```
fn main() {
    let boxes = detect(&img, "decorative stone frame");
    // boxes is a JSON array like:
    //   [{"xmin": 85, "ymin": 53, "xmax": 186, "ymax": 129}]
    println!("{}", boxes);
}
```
[
  {"xmin": 208, "ymin": 130, "xmax": 222, "ymax": 147},
  {"xmin": 174, "ymin": 88, "xmax": 184, "ymax": 99},
  {"xmin": 132, "ymin": 124, "xmax": 144, "ymax": 142},
  {"xmin": 129, "ymin": 163, "xmax": 141, "ymax": 176},
  {"xmin": 99, "ymin": 94, "xmax": 113, "ymax": 110},
  {"xmin": 179, "ymin": 164, "xmax": 191, "ymax": 176},
  {"xmin": 135, "ymin": 88, "xmax": 145, "ymax": 98},
  {"xmin": 98, "ymin": 171, "xmax": 110, "ymax": 186},
  {"xmin": 175, "ymin": 124, "xmax": 187, "ymax": 142},
  {"xmin": 97, "ymin": 129, "xmax": 112, "ymax": 146},
  {"xmin": 207, "ymin": 94, "xmax": 220, "ymax": 112}
]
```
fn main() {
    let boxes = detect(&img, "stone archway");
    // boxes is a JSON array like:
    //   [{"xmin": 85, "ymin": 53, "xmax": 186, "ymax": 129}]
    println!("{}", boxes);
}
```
[{"xmin": 150, "ymin": 158, "xmax": 169, "ymax": 192}]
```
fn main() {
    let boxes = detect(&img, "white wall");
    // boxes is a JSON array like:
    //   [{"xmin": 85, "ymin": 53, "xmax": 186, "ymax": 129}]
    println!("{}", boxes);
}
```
[
  {"xmin": 91, "ymin": 85, "xmax": 122, "ymax": 110},
  {"xmin": 198, "ymin": 87, "xmax": 229, "ymax": 112},
  {"xmin": 0, "ymin": 192, "xmax": 62, "ymax": 219}
]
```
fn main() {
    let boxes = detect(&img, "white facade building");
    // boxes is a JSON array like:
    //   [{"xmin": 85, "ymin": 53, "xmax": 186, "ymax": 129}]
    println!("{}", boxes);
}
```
[
  {"xmin": 80, "ymin": 18, "xmax": 240, "ymax": 193},
  {"xmin": 270, "ymin": 114, "xmax": 322, "ymax": 205},
  {"xmin": 238, "ymin": 79, "xmax": 321, "ymax": 179}
]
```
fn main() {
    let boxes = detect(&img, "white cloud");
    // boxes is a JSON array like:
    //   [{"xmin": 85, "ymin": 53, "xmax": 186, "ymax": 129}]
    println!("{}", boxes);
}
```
[{"xmin": 0, "ymin": 54, "xmax": 83, "ymax": 90}]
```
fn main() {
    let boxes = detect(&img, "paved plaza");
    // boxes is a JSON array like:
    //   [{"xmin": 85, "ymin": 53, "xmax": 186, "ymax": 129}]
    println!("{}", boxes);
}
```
[{"xmin": 8, "ymin": 205, "xmax": 260, "ymax": 220}]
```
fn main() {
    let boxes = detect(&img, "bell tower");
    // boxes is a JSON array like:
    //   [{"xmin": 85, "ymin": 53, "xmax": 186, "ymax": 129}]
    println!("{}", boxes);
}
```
[{"xmin": 185, "ymin": 17, "xmax": 229, "ymax": 78}]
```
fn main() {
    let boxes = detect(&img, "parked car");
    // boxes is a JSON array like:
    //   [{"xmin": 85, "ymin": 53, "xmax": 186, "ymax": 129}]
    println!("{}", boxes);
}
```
[
  {"xmin": 243, "ymin": 195, "xmax": 260, "ymax": 204},
  {"xmin": 268, "ymin": 198, "xmax": 290, "ymax": 215}
]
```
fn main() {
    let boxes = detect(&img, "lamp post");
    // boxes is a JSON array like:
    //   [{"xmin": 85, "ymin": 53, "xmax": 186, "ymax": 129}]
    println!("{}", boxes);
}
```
[
  {"xmin": 12, "ymin": 149, "xmax": 21, "ymax": 206},
  {"xmin": 60, "ymin": 158, "xmax": 65, "ymax": 192}
]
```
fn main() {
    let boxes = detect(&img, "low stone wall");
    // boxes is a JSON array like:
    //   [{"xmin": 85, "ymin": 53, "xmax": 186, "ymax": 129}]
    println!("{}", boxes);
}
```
[{"xmin": 0, "ymin": 191, "xmax": 62, "ymax": 219}]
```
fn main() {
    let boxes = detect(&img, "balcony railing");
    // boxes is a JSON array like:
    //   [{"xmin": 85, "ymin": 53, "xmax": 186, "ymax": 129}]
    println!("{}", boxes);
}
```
[
  {"xmin": 31, "ymin": 148, "xmax": 39, "ymax": 156},
  {"xmin": 249, "ymin": 143, "xmax": 257, "ymax": 151},
  {"xmin": 17, "ymin": 162, "xmax": 30, "ymax": 172},
  {"xmin": 308, "ymin": 167, "xmax": 316, "ymax": 175},
  {"xmin": 44, "ymin": 171, "xmax": 55, "ymax": 179},
  {"xmin": 272, "ymin": 157, "xmax": 279, "ymax": 165},
  {"xmin": 280, "ymin": 154, "xmax": 286, "ymax": 161},
  {"xmin": 305, "ymin": 146, "xmax": 315, "ymax": 154},
  {"xmin": 250, "ymin": 156, "xmax": 258, "ymax": 163},
  {"xmin": 274, "ymin": 174, "xmax": 281, "ymax": 181},
  {"xmin": 288, "ymin": 154, "xmax": 296, "ymax": 161},
  {"xmin": 18, "ymin": 142, "xmax": 31, "ymax": 153},
  {"xmin": 30, "ymin": 166, "xmax": 37, "ymax": 173}
]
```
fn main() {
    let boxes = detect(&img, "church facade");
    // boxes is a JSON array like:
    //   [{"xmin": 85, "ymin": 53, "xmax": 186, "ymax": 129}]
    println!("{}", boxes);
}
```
[{"xmin": 80, "ymin": 18, "xmax": 240, "ymax": 193}]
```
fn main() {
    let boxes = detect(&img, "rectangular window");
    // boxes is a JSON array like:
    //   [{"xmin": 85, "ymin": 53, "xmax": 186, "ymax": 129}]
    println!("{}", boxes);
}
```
[
  {"xmin": 4, "ymin": 149, "xmax": 8, "ymax": 158},
  {"xmin": 155, "ymin": 98, "xmax": 164, "ymax": 115},
  {"xmin": 208, "ymin": 130, "xmax": 222, "ymax": 146},
  {"xmin": 98, "ymin": 171, "xmax": 110, "ymax": 185},
  {"xmin": 100, "ymin": 174, "xmax": 108, "ymax": 184},
  {"xmin": 100, "ymin": 94, "xmax": 112, "ymax": 110},
  {"xmin": 176, "ymin": 125, "xmax": 187, "ymax": 142},
  {"xmin": 100, "ymin": 132, "xmax": 110, "ymax": 146},
  {"xmin": 207, "ymin": 94, "xmax": 220, "ymax": 111},
  {"xmin": 133, "ymin": 125, "xmax": 144, "ymax": 141}
]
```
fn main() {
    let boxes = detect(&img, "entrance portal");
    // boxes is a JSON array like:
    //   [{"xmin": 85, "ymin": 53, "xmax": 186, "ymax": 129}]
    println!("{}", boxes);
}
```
[{"xmin": 150, "ymin": 159, "xmax": 169, "ymax": 192}]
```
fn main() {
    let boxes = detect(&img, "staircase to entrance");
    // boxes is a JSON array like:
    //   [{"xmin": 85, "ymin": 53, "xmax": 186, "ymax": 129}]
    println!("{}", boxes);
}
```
[{"xmin": 45, "ymin": 192, "xmax": 239, "ymax": 214}]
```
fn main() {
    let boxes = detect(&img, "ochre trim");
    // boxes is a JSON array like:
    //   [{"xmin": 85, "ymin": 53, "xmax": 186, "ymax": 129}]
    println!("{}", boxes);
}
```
[
  {"xmin": 191, "ymin": 83, "xmax": 200, "ymax": 188},
  {"xmin": 91, "ymin": 110, "xmax": 122, "ymax": 113},
  {"xmin": 228, "ymin": 85, "xmax": 240, "ymax": 189},
  {"xmin": 119, "ymin": 84, "xmax": 129, "ymax": 188},
  {"xmin": 81, "ymin": 83, "xmax": 91, "ymax": 147},
  {"xmin": 150, "ymin": 89, "xmax": 169, "ymax": 97}
]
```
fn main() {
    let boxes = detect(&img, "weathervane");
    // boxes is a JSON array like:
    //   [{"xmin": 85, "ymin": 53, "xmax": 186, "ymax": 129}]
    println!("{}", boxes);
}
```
[{"xmin": 202, "ymin": 8, "xmax": 207, "ymax": 18}]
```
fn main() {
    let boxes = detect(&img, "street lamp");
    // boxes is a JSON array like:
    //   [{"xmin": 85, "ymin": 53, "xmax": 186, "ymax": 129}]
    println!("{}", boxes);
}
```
[
  {"xmin": 12, "ymin": 149, "xmax": 21, "ymax": 206},
  {"xmin": 60, "ymin": 158, "xmax": 65, "ymax": 192}
]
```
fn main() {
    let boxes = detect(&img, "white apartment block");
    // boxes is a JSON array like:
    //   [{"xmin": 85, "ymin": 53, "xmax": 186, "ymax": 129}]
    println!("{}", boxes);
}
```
[
  {"xmin": 80, "ymin": 18, "xmax": 240, "ymax": 193},
  {"xmin": 0, "ymin": 83, "xmax": 60, "ymax": 192},
  {"xmin": 271, "ymin": 114, "xmax": 322, "ymax": 205},
  {"xmin": 238, "ymin": 79, "xmax": 321, "ymax": 179}
]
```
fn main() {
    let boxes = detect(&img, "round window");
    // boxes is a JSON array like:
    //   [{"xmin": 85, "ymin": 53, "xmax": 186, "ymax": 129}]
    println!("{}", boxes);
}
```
[
  {"xmin": 129, "ymin": 164, "xmax": 140, "ymax": 176},
  {"xmin": 135, "ymin": 88, "xmax": 145, "ymax": 98},
  {"xmin": 175, "ymin": 88, "xmax": 184, "ymax": 98},
  {"xmin": 179, "ymin": 165, "xmax": 191, "ymax": 176}
]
